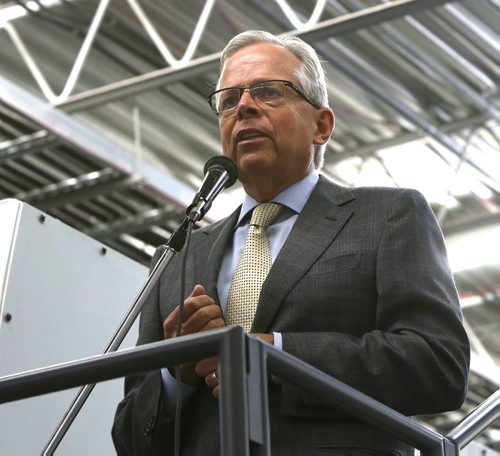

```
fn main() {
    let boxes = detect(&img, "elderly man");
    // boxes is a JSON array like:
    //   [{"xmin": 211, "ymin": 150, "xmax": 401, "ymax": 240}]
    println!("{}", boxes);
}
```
[{"xmin": 113, "ymin": 30, "xmax": 469, "ymax": 455}]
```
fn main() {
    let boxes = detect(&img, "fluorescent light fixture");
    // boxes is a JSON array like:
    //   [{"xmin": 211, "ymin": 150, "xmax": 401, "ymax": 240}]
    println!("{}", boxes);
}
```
[
  {"xmin": 445, "ymin": 223, "xmax": 500, "ymax": 273},
  {"xmin": 331, "ymin": 138, "xmax": 492, "ymax": 209},
  {"xmin": 0, "ymin": 1, "xmax": 63, "ymax": 28},
  {"xmin": 0, "ymin": 4, "xmax": 27, "ymax": 25},
  {"xmin": 378, "ymin": 140, "xmax": 472, "ymax": 204},
  {"xmin": 119, "ymin": 233, "xmax": 156, "ymax": 257},
  {"xmin": 459, "ymin": 294, "xmax": 485, "ymax": 308},
  {"xmin": 208, "ymin": 186, "xmax": 245, "ymax": 221},
  {"xmin": 352, "ymin": 157, "xmax": 398, "ymax": 188},
  {"xmin": 470, "ymin": 351, "xmax": 500, "ymax": 387}
]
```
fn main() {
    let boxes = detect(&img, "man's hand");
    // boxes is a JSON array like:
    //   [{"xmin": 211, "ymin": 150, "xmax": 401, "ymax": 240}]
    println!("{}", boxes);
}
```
[
  {"xmin": 195, "ymin": 332, "xmax": 275, "ymax": 398},
  {"xmin": 252, "ymin": 333, "xmax": 274, "ymax": 345},
  {"xmin": 163, "ymin": 284, "xmax": 224, "ymax": 384},
  {"xmin": 163, "ymin": 285, "xmax": 274, "ymax": 394},
  {"xmin": 195, "ymin": 357, "xmax": 220, "ymax": 398}
]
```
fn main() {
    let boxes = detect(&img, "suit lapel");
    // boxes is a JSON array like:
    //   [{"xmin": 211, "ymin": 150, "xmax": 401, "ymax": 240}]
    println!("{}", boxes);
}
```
[{"xmin": 252, "ymin": 177, "xmax": 355, "ymax": 332}]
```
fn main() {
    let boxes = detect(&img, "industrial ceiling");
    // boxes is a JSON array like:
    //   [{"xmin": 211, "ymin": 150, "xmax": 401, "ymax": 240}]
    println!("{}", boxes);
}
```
[{"xmin": 0, "ymin": 0, "xmax": 499, "ymax": 449}]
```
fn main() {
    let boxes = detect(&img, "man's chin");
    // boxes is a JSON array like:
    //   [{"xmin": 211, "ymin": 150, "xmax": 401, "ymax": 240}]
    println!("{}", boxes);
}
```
[{"xmin": 237, "ymin": 152, "xmax": 273, "ymax": 175}]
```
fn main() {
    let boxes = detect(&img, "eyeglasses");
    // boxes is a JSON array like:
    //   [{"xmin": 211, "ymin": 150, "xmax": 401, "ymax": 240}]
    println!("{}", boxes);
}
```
[{"xmin": 207, "ymin": 79, "xmax": 321, "ymax": 116}]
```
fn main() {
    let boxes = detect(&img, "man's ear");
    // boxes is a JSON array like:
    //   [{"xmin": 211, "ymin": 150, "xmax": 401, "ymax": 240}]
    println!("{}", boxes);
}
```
[{"xmin": 313, "ymin": 107, "xmax": 335, "ymax": 145}]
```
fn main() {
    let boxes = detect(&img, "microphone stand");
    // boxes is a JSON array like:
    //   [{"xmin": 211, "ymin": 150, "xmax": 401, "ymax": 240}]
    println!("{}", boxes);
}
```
[
  {"xmin": 42, "ymin": 155, "xmax": 237, "ymax": 454},
  {"xmin": 42, "ymin": 219, "xmax": 190, "ymax": 455}
]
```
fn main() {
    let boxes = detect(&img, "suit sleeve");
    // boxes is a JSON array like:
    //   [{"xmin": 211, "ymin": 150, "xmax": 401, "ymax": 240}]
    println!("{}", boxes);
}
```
[
  {"xmin": 280, "ymin": 188, "xmax": 470, "ymax": 417},
  {"xmin": 112, "ymin": 247, "xmax": 177, "ymax": 456}
]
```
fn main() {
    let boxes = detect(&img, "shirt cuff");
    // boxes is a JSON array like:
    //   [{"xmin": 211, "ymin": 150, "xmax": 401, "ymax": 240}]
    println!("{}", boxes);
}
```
[
  {"xmin": 161, "ymin": 367, "xmax": 197, "ymax": 412},
  {"xmin": 161, "ymin": 332, "xmax": 282, "ymax": 408},
  {"xmin": 273, "ymin": 331, "xmax": 282, "ymax": 350}
]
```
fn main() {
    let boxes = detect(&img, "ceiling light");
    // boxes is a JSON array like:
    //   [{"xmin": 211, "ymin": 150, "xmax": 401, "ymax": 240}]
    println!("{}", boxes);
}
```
[
  {"xmin": 378, "ymin": 141, "xmax": 471, "ymax": 204},
  {"xmin": 0, "ymin": 0, "xmax": 62, "ymax": 28},
  {"xmin": 0, "ymin": 4, "xmax": 29, "ymax": 26},
  {"xmin": 445, "ymin": 223, "xmax": 500, "ymax": 273},
  {"xmin": 470, "ymin": 351, "xmax": 500, "ymax": 387}
]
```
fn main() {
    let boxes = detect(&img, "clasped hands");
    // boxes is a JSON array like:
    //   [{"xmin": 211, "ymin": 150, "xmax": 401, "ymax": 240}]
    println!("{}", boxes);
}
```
[{"xmin": 163, "ymin": 284, "xmax": 273, "ymax": 398}]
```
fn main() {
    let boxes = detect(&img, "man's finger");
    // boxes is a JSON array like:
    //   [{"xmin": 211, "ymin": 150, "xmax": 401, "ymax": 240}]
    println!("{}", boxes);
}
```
[
  {"xmin": 194, "ymin": 356, "xmax": 218, "ymax": 378},
  {"xmin": 181, "ymin": 306, "xmax": 223, "ymax": 334},
  {"xmin": 163, "ymin": 284, "xmax": 211, "ymax": 337}
]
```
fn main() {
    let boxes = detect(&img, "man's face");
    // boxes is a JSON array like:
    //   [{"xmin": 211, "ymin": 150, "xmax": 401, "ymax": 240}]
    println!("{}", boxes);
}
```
[{"xmin": 218, "ymin": 43, "xmax": 323, "ymax": 194}]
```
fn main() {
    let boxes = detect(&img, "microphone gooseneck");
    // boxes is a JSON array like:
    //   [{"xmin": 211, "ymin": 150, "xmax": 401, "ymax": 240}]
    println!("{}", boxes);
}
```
[{"xmin": 186, "ymin": 156, "xmax": 238, "ymax": 222}]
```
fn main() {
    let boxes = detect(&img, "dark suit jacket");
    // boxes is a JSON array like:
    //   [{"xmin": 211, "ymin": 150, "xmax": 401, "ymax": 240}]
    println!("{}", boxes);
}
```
[{"xmin": 113, "ymin": 176, "xmax": 470, "ymax": 455}]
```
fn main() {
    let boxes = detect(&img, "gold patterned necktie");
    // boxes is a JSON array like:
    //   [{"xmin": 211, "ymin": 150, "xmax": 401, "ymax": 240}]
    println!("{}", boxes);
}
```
[{"xmin": 225, "ymin": 203, "xmax": 283, "ymax": 332}]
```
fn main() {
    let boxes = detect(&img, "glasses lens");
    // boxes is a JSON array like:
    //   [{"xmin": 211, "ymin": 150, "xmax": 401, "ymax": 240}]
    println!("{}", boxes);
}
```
[
  {"xmin": 212, "ymin": 89, "xmax": 240, "ymax": 113},
  {"xmin": 210, "ymin": 81, "xmax": 288, "ymax": 114},
  {"xmin": 252, "ymin": 81, "xmax": 285, "ymax": 104}
]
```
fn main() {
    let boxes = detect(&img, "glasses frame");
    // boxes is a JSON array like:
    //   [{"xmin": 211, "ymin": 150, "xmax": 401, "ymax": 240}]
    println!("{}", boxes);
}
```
[{"xmin": 207, "ymin": 79, "xmax": 321, "ymax": 116}]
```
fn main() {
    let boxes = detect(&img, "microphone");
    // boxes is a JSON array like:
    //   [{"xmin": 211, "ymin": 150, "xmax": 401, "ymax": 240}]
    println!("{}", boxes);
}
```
[{"xmin": 187, "ymin": 156, "xmax": 238, "ymax": 222}]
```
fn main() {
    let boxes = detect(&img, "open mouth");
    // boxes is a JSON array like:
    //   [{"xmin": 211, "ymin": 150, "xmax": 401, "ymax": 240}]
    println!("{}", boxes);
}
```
[{"xmin": 236, "ymin": 130, "xmax": 267, "ymax": 143}]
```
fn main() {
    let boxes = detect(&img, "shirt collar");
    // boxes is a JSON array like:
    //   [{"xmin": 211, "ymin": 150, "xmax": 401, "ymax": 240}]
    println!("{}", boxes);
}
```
[{"xmin": 236, "ymin": 170, "xmax": 319, "ymax": 227}]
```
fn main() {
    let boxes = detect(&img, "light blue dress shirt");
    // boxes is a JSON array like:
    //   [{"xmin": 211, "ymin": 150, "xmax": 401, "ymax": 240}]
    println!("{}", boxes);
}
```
[
  {"xmin": 217, "ymin": 170, "xmax": 319, "ymax": 349},
  {"xmin": 162, "ymin": 170, "xmax": 319, "ymax": 407}
]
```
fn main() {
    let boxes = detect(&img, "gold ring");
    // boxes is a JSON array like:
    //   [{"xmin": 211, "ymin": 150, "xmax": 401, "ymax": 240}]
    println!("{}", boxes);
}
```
[{"xmin": 211, "ymin": 371, "xmax": 218, "ymax": 384}]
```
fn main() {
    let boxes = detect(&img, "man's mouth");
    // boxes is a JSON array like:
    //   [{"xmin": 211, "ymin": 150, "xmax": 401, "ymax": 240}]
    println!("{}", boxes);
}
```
[
  {"xmin": 236, "ymin": 130, "xmax": 267, "ymax": 143},
  {"xmin": 241, "ymin": 133, "xmax": 262, "ymax": 140}
]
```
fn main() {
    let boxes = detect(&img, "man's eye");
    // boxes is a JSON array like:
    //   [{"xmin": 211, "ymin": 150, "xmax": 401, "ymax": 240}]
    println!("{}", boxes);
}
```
[
  {"xmin": 255, "ymin": 86, "xmax": 281, "ymax": 101},
  {"xmin": 219, "ymin": 92, "xmax": 239, "ymax": 110}
]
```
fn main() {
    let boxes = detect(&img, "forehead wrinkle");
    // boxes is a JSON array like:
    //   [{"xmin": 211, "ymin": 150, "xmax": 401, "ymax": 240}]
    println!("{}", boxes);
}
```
[{"xmin": 219, "ymin": 44, "xmax": 300, "ymax": 89}]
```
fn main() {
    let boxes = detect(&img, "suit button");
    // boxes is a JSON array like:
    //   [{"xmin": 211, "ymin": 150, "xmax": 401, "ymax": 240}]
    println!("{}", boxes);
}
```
[{"xmin": 143, "ymin": 415, "xmax": 155, "ymax": 435}]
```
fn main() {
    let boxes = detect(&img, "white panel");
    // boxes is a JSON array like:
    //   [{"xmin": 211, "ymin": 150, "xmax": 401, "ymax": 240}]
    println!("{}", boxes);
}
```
[{"xmin": 0, "ymin": 199, "xmax": 148, "ymax": 455}]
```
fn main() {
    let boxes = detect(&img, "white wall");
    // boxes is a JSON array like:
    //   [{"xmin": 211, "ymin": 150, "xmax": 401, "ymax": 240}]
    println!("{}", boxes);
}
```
[{"xmin": 0, "ymin": 199, "xmax": 148, "ymax": 455}]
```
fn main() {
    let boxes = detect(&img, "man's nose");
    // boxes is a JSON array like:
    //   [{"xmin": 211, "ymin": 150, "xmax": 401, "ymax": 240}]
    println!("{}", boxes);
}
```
[{"xmin": 237, "ymin": 89, "xmax": 259, "ymax": 116}]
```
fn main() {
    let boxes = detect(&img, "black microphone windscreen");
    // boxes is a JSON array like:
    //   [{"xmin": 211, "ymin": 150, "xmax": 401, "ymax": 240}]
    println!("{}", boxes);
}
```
[{"xmin": 203, "ymin": 156, "xmax": 238, "ymax": 188}]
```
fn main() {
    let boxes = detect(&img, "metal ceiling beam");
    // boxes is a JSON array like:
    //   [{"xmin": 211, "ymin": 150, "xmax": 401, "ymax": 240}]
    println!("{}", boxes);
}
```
[
  {"xmin": 0, "ymin": 130, "xmax": 58, "ymax": 165},
  {"xmin": 15, "ymin": 168, "xmax": 118, "ymax": 203},
  {"xmin": 22, "ymin": 174, "xmax": 141, "ymax": 210},
  {"xmin": 342, "ymin": 0, "xmax": 500, "ymax": 121},
  {"xmin": 327, "ymin": 112, "xmax": 491, "ymax": 163},
  {"xmin": 58, "ymin": 52, "xmax": 220, "ymax": 113},
  {"xmin": 0, "ymin": 74, "xmax": 197, "ymax": 210},
  {"xmin": 56, "ymin": 0, "xmax": 457, "ymax": 113},
  {"xmin": 286, "ymin": 0, "xmax": 457, "ymax": 42},
  {"xmin": 317, "ymin": 40, "xmax": 499, "ymax": 185},
  {"xmin": 83, "ymin": 206, "xmax": 178, "ymax": 239}
]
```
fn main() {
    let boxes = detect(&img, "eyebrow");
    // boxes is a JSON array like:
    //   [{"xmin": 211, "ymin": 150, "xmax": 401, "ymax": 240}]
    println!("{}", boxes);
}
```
[{"xmin": 218, "ymin": 78, "xmax": 295, "ymax": 90}]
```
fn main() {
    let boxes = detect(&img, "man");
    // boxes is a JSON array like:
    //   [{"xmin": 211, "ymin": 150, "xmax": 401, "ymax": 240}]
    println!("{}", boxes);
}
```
[{"xmin": 113, "ymin": 30, "xmax": 470, "ymax": 455}]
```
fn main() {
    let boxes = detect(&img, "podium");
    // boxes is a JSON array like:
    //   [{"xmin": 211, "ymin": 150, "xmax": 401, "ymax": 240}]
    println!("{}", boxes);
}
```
[{"xmin": 0, "ymin": 199, "xmax": 147, "ymax": 455}]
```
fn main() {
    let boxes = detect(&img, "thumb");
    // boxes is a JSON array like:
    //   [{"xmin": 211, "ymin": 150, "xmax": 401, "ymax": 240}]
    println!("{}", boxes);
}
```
[{"xmin": 189, "ymin": 284, "xmax": 205, "ymax": 298}]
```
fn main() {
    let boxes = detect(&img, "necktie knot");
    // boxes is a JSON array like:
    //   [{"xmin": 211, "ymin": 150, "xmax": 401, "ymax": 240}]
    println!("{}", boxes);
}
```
[{"xmin": 250, "ymin": 203, "xmax": 283, "ymax": 230}]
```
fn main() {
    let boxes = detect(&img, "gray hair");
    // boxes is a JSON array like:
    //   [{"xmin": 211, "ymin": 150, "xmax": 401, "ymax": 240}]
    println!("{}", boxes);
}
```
[{"xmin": 219, "ymin": 30, "xmax": 330, "ymax": 170}]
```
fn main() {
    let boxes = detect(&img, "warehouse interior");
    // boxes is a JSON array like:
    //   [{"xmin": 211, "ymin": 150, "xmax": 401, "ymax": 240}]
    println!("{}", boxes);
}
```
[{"xmin": 0, "ymin": 0, "xmax": 499, "ymax": 452}]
